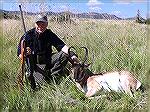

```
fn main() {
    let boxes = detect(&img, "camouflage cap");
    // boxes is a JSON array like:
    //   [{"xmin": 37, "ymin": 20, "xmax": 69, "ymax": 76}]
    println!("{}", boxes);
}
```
[{"xmin": 35, "ymin": 14, "xmax": 48, "ymax": 23}]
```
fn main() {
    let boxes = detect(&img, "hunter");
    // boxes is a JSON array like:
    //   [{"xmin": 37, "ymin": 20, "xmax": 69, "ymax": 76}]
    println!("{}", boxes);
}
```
[{"xmin": 17, "ymin": 14, "xmax": 78, "ymax": 90}]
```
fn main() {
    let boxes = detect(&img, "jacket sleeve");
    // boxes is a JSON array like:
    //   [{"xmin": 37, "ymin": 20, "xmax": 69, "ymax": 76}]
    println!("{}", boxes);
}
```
[{"xmin": 50, "ymin": 31, "xmax": 65, "ymax": 51}]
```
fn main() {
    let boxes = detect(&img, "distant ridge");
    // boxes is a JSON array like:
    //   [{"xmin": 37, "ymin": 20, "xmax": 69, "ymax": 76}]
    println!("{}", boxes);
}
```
[
  {"xmin": 75, "ymin": 12, "xmax": 122, "ymax": 20},
  {"xmin": 2, "ymin": 9, "xmax": 148, "ymax": 21},
  {"xmin": 0, "ymin": 9, "xmax": 124, "ymax": 20}
]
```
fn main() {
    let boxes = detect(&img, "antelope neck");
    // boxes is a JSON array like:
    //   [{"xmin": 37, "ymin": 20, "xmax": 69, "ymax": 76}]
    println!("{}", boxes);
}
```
[{"xmin": 78, "ymin": 69, "xmax": 93, "ymax": 86}]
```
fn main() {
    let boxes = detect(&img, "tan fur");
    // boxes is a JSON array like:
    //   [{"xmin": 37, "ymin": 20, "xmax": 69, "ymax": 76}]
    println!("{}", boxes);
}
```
[{"xmin": 73, "ymin": 70, "xmax": 141, "ymax": 97}]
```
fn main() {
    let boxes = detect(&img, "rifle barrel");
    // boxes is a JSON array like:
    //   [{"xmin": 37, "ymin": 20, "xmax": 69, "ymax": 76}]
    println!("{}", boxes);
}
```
[{"xmin": 19, "ymin": 5, "xmax": 26, "ymax": 33}]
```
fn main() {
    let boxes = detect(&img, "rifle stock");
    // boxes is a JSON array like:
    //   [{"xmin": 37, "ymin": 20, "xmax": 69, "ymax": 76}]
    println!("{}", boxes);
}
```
[{"xmin": 17, "ymin": 40, "xmax": 25, "ymax": 90}]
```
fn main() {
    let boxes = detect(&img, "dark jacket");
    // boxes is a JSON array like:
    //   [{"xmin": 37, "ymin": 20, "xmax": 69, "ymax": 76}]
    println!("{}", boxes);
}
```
[{"xmin": 17, "ymin": 28, "xmax": 65, "ymax": 64}]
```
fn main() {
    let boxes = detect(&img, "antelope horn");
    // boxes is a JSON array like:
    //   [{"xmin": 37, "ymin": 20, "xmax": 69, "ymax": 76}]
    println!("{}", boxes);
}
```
[
  {"xmin": 68, "ymin": 46, "xmax": 76, "ymax": 57},
  {"xmin": 68, "ymin": 46, "xmax": 77, "ymax": 64},
  {"xmin": 81, "ymin": 47, "xmax": 88, "ymax": 64}
]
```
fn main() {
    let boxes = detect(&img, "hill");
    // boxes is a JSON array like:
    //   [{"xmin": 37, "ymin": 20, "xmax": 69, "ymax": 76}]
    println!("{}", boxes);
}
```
[{"xmin": 0, "ymin": 9, "xmax": 122, "ymax": 20}]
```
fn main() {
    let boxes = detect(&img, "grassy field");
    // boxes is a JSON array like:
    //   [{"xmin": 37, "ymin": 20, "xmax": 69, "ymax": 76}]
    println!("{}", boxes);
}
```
[{"xmin": 1, "ymin": 16, "xmax": 149, "ymax": 112}]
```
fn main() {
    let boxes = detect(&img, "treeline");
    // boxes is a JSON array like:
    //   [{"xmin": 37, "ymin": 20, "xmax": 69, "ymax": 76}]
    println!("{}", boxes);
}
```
[
  {"xmin": 1, "ymin": 10, "xmax": 150, "ymax": 25},
  {"xmin": 0, "ymin": 12, "xmax": 20, "ymax": 20},
  {"xmin": 143, "ymin": 18, "xmax": 150, "ymax": 24},
  {"xmin": 136, "ymin": 17, "xmax": 150, "ymax": 25},
  {"xmin": 0, "ymin": 11, "xmax": 72, "ymax": 23},
  {"xmin": 136, "ymin": 9, "xmax": 150, "ymax": 25},
  {"xmin": 50, "ymin": 12, "xmax": 72, "ymax": 23}
]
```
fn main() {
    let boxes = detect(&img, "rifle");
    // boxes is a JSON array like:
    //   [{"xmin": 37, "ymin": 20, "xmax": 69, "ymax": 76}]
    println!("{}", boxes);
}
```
[
  {"xmin": 17, "ymin": 5, "xmax": 26, "ymax": 90},
  {"xmin": 17, "ymin": 39, "xmax": 25, "ymax": 90}
]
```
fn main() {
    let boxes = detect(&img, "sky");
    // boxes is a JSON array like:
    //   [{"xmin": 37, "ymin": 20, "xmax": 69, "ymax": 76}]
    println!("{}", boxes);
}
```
[{"xmin": 1, "ymin": 0, "xmax": 149, "ymax": 19}]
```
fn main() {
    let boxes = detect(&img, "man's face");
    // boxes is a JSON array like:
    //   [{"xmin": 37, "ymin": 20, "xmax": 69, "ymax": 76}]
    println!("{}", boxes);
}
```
[{"xmin": 35, "ymin": 21, "xmax": 48, "ymax": 34}]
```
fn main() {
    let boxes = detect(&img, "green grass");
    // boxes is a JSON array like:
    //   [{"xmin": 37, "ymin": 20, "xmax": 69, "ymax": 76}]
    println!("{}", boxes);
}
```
[{"xmin": 1, "ymin": 18, "xmax": 149, "ymax": 111}]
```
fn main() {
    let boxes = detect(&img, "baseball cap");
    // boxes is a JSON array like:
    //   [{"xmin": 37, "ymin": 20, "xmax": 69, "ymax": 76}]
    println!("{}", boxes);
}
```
[{"xmin": 35, "ymin": 14, "xmax": 48, "ymax": 23}]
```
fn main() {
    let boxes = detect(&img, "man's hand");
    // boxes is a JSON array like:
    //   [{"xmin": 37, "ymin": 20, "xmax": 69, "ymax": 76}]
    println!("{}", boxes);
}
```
[
  {"xmin": 19, "ymin": 47, "xmax": 31, "ymax": 59},
  {"xmin": 61, "ymin": 45, "xmax": 69, "ymax": 54},
  {"xmin": 26, "ymin": 47, "xmax": 32, "ymax": 55}
]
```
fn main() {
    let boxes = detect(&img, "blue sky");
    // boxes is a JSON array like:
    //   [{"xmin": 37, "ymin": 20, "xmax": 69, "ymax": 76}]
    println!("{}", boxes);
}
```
[{"xmin": 1, "ymin": 0, "xmax": 149, "ymax": 19}]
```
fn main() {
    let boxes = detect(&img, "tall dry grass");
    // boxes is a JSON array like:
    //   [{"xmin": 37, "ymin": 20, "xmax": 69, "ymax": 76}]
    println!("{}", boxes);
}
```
[{"xmin": 1, "ymin": 16, "xmax": 149, "ymax": 111}]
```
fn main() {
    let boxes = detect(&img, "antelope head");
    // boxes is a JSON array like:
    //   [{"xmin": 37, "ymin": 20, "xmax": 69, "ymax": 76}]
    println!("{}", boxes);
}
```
[{"xmin": 68, "ymin": 46, "xmax": 90, "ymax": 82}]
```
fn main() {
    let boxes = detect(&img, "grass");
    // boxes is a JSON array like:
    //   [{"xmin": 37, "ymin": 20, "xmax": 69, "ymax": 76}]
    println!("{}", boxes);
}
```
[{"xmin": 1, "ymin": 17, "xmax": 149, "ymax": 111}]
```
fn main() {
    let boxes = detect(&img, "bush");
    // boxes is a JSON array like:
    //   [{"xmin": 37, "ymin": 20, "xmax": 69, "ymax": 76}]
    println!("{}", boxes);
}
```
[
  {"xmin": 0, "ymin": 12, "xmax": 20, "ymax": 20},
  {"xmin": 145, "ymin": 18, "xmax": 150, "ymax": 24}
]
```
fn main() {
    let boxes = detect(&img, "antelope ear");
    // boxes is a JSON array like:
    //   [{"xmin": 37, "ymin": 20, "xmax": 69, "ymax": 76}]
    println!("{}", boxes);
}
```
[
  {"xmin": 72, "ymin": 61, "xmax": 79, "ymax": 67},
  {"xmin": 74, "ymin": 61, "xmax": 79, "ymax": 64},
  {"xmin": 84, "ymin": 63, "xmax": 90, "ymax": 67}
]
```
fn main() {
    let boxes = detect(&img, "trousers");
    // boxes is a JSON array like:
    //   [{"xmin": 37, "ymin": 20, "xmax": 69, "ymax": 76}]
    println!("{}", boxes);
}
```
[{"xmin": 25, "ymin": 51, "xmax": 73, "ymax": 90}]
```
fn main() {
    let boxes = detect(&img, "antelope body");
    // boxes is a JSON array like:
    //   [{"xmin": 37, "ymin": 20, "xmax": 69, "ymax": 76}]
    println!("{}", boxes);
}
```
[
  {"xmin": 69, "ymin": 47, "xmax": 143, "ymax": 97},
  {"xmin": 74, "ymin": 70, "xmax": 142, "ymax": 97}
]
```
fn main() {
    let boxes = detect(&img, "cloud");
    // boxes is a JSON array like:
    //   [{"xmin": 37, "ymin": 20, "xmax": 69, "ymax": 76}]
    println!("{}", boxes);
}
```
[
  {"xmin": 89, "ymin": 6, "xmax": 102, "ymax": 12},
  {"xmin": 87, "ymin": 0, "xmax": 103, "ymax": 12},
  {"xmin": 52, "ymin": 5, "xmax": 69, "ymax": 12},
  {"xmin": 87, "ymin": 0, "xmax": 103, "ymax": 7},
  {"xmin": 110, "ymin": 10, "xmax": 122, "ymax": 16},
  {"xmin": 113, "ymin": 0, "xmax": 147, "ymax": 4},
  {"xmin": 60, "ymin": 5, "xmax": 69, "ymax": 11},
  {"xmin": 112, "ymin": 11, "xmax": 121, "ymax": 15}
]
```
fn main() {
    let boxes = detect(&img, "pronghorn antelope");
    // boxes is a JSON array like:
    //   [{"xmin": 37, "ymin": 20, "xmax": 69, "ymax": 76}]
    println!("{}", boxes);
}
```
[{"xmin": 68, "ymin": 46, "xmax": 144, "ymax": 97}]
